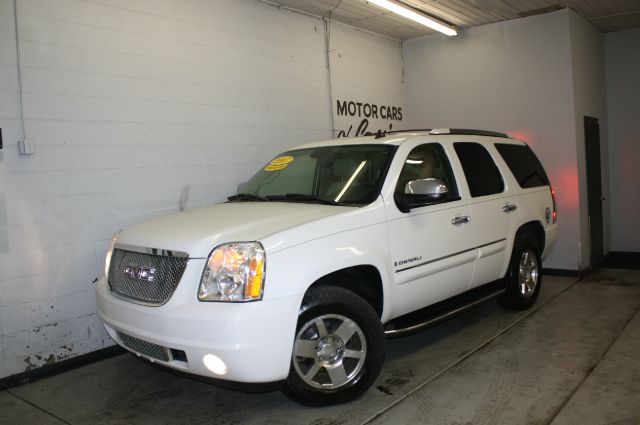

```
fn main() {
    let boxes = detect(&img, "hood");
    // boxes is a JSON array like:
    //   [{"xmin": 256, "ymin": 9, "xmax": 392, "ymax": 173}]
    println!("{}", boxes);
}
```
[{"xmin": 116, "ymin": 202, "xmax": 355, "ymax": 258}]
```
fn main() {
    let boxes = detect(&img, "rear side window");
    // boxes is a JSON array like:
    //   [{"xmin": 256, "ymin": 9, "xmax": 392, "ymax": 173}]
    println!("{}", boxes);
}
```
[
  {"xmin": 495, "ymin": 143, "xmax": 550, "ymax": 188},
  {"xmin": 454, "ymin": 142, "xmax": 504, "ymax": 197}
]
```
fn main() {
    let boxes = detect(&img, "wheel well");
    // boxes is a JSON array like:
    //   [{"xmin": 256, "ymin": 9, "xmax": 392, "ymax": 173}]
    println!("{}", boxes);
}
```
[
  {"xmin": 516, "ymin": 221, "xmax": 545, "ymax": 253},
  {"xmin": 308, "ymin": 265, "xmax": 383, "ymax": 317}
]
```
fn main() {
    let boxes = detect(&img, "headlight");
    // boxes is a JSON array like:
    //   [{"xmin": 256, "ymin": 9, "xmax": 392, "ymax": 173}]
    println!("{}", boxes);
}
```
[
  {"xmin": 104, "ymin": 231, "xmax": 121, "ymax": 278},
  {"xmin": 199, "ymin": 242, "xmax": 266, "ymax": 302}
]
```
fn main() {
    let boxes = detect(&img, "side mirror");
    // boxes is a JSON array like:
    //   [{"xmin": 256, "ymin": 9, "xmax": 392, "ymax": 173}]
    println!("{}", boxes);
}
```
[
  {"xmin": 395, "ymin": 178, "xmax": 449, "ymax": 212},
  {"xmin": 405, "ymin": 178, "xmax": 448, "ymax": 196}
]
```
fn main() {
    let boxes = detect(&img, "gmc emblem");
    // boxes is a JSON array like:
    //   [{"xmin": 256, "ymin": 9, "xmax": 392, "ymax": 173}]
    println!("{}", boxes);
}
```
[{"xmin": 123, "ymin": 265, "xmax": 156, "ymax": 282}]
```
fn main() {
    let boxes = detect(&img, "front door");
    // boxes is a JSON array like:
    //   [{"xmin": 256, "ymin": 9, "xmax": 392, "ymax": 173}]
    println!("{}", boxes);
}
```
[{"xmin": 386, "ymin": 143, "xmax": 475, "ymax": 318}]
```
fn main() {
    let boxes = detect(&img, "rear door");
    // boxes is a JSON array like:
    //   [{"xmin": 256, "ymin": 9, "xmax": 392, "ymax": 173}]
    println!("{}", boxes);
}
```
[
  {"xmin": 453, "ymin": 142, "xmax": 518, "ymax": 288},
  {"xmin": 386, "ymin": 142, "xmax": 476, "ymax": 317}
]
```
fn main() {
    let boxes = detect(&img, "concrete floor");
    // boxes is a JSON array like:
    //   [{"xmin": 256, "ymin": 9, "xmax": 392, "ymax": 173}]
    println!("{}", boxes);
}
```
[{"xmin": 1, "ymin": 268, "xmax": 639, "ymax": 425}]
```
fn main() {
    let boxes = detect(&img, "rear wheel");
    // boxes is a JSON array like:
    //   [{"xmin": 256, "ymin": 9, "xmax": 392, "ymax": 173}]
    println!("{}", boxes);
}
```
[
  {"xmin": 498, "ymin": 236, "xmax": 542, "ymax": 310},
  {"xmin": 283, "ymin": 286, "xmax": 385, "ymax": 406}
]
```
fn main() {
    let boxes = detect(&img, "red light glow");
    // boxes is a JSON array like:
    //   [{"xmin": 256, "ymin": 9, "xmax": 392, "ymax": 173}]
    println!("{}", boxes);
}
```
[
  {"xmin": 553, "ymin": 166, "xmax": 580, "ymax": 219},
  {"xmin": 505, "ymin": 129, "xmax": 534, "ymax": 144}
]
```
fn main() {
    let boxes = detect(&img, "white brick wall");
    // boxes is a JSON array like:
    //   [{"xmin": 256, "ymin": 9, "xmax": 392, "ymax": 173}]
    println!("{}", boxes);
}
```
[
  {"xmin": 328, "ymin": 23, "xmax": 406, "ymax": 136},
  {"xmin": 0, "ymin": 0, "xmax": 404, "ymax": 378},
  {"xmin": 0, "ymin": 0, "xmax": 21, "ymax": 379}
]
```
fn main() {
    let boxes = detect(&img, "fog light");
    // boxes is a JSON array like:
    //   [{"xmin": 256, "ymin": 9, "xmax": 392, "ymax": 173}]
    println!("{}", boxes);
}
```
[{"xmin": 203, "ymin": 354, "xmax": 228, "ymax": 376}]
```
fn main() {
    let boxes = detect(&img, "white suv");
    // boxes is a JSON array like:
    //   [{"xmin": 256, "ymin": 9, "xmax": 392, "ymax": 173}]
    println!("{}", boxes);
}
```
[{"xmin": 96, "ymin": 129, "xmax": 557, "ymax": 405}]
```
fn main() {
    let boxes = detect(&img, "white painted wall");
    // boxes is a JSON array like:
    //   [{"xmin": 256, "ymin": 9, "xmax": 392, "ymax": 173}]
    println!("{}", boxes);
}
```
[
  {"xmin": 605, "ymin": 28, "xmax": 640, "ymax": 252},
  {"xmin": 0, "ymin": 0, "xmax": 20, "ymax": 380},
  {"xmin": 0, "ymin": 0, "xmax": 404, "ymax": 379},
  {"xmin": 328, "ymin": 23, "xmax": 406, "ymax": 136},
  {"xmin": 568, "ymin": 10, "xmax": 609, "ymax": 267},
  {"xmin": 403, "ymin": 9, "xmax": 582, "ymax": 270}
]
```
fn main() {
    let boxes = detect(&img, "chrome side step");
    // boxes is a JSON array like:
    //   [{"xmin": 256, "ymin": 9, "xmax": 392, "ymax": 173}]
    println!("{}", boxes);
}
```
[{"xmin": 384, "ymin": 288, "xmax": 506, "ymax": 337}]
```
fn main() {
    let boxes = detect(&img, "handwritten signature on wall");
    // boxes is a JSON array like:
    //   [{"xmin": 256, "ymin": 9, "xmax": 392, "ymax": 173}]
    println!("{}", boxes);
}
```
[{"xmin": 336, "ymin": 118, "xmax": 395, "ymax": 138}]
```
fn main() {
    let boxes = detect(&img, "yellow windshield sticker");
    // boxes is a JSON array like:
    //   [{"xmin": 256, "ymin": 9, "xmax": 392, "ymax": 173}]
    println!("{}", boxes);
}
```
[{"xmin": 264, "ymin": 156, "xmax": 294, "ymax": 172}]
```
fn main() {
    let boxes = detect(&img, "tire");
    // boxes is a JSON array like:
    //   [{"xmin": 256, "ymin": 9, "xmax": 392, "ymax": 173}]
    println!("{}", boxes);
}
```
[
  {"xmin": 498, "ymin": 235, "xmax": 542, "ymax": 310},
  {"xmin": 283, "ymin": 286, "xmax": 385, "ymax": 406}
]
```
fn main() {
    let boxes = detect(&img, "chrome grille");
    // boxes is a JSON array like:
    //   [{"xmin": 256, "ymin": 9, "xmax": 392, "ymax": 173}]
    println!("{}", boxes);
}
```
[
  {"xmin": 108, "ymin": 248, "xmax": 188, "ymax": 305},
  {"xmin": 117, "ymin": 331, "xmax": 169, "ymax": 362}
]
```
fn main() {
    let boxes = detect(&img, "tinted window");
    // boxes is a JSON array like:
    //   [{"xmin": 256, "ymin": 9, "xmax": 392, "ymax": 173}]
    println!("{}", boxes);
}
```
[
  {"xmin": 395, "ymin": 143, "xmax": 458, "ymax": 198},
  {"xmin": 496, "ymin": 143, "xmax": 550, "ymax": 188},
  {"xmin": 454, "ymin": 142, "xmax": 504, "ymax": 197}
]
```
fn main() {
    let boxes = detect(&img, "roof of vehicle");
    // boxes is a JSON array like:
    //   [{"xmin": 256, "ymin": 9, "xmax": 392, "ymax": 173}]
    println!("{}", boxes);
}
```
[{"xmin": 291, "ymin": 128, "xmax": 526, "ymax": 150}]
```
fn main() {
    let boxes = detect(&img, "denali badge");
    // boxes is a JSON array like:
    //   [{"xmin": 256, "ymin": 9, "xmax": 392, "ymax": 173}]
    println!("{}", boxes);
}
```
[
  {"xmin": 394, "ymin": 256, "xmax": 423, "ymax": 268},
  {"xmin": 123, "ymin": 265, "xmax": 156, "ymax": 282}
]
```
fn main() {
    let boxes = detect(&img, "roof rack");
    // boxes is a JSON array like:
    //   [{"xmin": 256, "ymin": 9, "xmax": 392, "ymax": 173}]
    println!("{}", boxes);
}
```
[
  {"xmin": 374, "ymin": 129, "xmax": 431, "ymax": 138},
  {"xmin": 431, "ymin": 128, "xmax": 511, "ymax": 138},
  {"xmin": 374, "ymin": 128, "xmax": 511, "ymax": 139}
]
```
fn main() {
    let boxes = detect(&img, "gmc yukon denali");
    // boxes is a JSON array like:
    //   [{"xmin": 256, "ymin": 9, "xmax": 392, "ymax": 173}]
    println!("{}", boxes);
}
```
[{"xmin": 96, "ymin": 129, "xmax": 557, "ymax": 405}]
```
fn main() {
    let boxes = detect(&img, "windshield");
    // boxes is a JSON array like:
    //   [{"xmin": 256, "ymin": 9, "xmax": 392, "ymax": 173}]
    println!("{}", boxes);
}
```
[{"xmin": 233, "ymin": 144, "xmax": 396, "ymax": 206}]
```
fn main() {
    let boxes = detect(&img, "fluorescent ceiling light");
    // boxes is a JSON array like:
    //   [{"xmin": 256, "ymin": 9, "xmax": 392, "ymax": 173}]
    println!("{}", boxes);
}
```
[{"xmin": 368, "ymin": 0, "xmax": 457, "ymax": 36}]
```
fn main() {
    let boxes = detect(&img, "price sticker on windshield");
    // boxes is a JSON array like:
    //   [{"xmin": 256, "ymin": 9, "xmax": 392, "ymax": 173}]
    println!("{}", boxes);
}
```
[{"xmin": 265, "ymin": 156, "xmax": 294, "ymax": 172}]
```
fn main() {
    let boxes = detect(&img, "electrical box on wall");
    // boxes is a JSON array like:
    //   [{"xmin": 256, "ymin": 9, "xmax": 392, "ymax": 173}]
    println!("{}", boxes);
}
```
[{"xmin": 18, "ymin": 138, "xmax": 35, "ymax": 155}]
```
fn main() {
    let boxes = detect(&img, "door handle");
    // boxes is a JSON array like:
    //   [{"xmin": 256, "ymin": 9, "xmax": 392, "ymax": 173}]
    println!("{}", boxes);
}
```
[
  {"xmin": 451, "ymin": 216, "xmax": 471, "ymax": 226},
  {"xmin": 502, "ymin": 204, "xmax": 517, "ymax": 213}
]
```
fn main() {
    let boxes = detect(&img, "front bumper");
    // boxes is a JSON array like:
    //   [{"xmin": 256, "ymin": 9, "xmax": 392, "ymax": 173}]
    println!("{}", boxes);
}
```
[{"xmin": 96, "ymin": 271, "xmax": 301, "ymax": 383}]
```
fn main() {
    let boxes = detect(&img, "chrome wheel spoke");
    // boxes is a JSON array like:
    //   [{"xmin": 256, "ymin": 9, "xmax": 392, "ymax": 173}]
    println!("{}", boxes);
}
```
[
  {"xmin": 343, "ymin": 349, "xmax": 364, "ymax": 359},
  {"xmin": 294, "ymin": 340, "xmax": 317, "ymax": 359},
  {"xmin": 520, "ymin": 271, "xmax": 529, "ymax": 292},
  {"xmin": 314, "ymin": 318, "xmax": 329, "ymax": 338},
  {"xmin": 326, "ymin": 364, "xmax": 349, "ymax": 386},
  {"xmin": 333, "ymin": 320, "xmax": 357, "ymax": 344},
  {"xmin": 305, "ymin": 362, "xmax": 321, "ymax": 380}
]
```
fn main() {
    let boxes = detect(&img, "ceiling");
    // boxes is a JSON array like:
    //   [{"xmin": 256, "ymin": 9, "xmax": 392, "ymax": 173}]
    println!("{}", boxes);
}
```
[{"xmin": 265, "ymin": 0, "xmax": 640, "ymax": 40}]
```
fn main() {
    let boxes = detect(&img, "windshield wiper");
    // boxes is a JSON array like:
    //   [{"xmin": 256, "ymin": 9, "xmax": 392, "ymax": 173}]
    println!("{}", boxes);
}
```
[
  {"xmin": 227, "ymin": 193, "xmax": 269, "ymax": 202},
  {"xmin": 266, "ymin": 193, "xmax": 337, "ymax": 205}
]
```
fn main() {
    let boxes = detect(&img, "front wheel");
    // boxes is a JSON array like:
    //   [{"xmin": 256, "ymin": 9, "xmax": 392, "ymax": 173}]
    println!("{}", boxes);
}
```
[
  {"xmin": 498, "ymin": 236, "xmax": 542, "ymax": 310},
  {"xmin": 283, "ymin": 286, "xmax": 385, "ymax": 406}
]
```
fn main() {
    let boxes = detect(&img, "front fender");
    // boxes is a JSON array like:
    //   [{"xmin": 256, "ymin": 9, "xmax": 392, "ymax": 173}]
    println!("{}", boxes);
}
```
[{"xmin": 262, "ymin": 222, "xmax": 395, "ymax": 322}]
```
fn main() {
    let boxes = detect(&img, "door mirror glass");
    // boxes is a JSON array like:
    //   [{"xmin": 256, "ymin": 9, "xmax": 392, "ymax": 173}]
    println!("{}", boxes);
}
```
[
  {"xmin": 396, "ymin": 178, "xmax": 452, "ymax": 212},
  {"xmin": 404, "ymin": 178, "xmax": 449, "ymax": 197}
]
